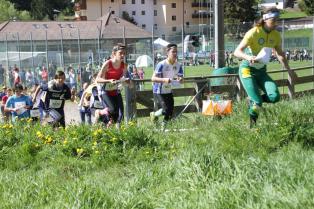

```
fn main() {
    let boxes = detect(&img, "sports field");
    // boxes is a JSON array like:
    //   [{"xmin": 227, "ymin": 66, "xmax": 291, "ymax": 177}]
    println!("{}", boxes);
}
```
[{"xmin": 140, "ymin": 59, "xmax": 314, "ymax": 92}]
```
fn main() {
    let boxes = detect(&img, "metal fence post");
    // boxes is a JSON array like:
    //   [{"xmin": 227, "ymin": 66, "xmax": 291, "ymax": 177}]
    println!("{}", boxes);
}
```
[
  {"xmin": 214, "ymin": 0, "xmax": 225, "ymax": 68},
  {"xmin": 5, "ymin": 33, "xmax": 9, "ymax": 87},
  {"xmin": 60, "ymin": 28, "xmax": 64, "ymax": 69},
  {"xmin": 77, "ymin": 28, "xmax": 82, "ymax": 89},
  {"xmin": 97, "ymin": 26, "xmax": 101, "ymax": 66},
  {"xmin": 17, "ymin": 33, "xmax": 21, "ymax": 70},
  {"xmin": 30, "ymin": 32, "xmax": 34, "ymax": 73},
  {"xmin": 312, "ymin": 16, "xmax": 314, "ymax": 88},
  {"xmin": 152, "ymin": 25, "xmax": 155, "ymax": 70},
  {"xmin": 45, "ymin": 30, "xmax": 49, "ymax": 80}
]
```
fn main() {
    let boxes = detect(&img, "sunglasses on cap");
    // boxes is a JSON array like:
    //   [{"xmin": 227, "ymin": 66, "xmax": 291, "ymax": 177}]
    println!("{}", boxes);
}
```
[{"xmin": 113, "ymin": 45, "xmax": 126, "ymax": 52}]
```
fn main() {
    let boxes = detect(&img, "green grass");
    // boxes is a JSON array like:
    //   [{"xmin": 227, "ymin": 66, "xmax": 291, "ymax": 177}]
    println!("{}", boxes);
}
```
[
  {"xmin": 280, "ymin": 10, "xmax": 308, "ymax": 19},
  {"xmin": 0, "ymin": 95, "xmax": 314, "ymax": 208}
]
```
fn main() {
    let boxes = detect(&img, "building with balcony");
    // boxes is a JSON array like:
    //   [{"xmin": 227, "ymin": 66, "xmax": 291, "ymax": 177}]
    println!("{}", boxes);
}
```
[{"xmin": 84, "ymin": 0, "xmax": 213, "ymax": 40}]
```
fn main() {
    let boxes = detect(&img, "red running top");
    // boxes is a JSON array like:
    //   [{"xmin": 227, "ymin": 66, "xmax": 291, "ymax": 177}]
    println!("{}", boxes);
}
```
[{"xmin": 105, "ymin": 60, "xmax": 124, "ymax": 96}]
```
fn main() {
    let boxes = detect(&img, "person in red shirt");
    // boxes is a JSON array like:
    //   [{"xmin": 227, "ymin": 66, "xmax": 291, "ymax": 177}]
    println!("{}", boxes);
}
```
[
  {"xmin": 1, "ymin": 88, "xmax": 13, "ymax": 122},
  {"xmin": 13, "ymin": 67, "xmax": 21, "ymax": 86},
  {"xmin": 96, "ymin": 43, "xmax": 129, "ymax": 128}
]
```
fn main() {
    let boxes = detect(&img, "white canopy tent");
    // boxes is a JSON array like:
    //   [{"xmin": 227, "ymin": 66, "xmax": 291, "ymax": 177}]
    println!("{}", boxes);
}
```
[
  {"xmin": 0, "ymin": 51, "xmax": 45, "ymax": 62},
  {"xmin": 153, "ymin": 38, "xmax": 170, "ymax": 47}
]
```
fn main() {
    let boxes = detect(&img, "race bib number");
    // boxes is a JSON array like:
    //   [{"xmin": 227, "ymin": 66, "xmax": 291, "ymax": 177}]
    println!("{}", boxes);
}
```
[
  {"xmin": 105, "ymin": 83, "xmax": 118, "ymax": 91},
  {"xmin": 93, "ymin": 100, "xmax": 103, "ymax": 109},
  {"xmin": 15, "ymin": 101, "xmax": 27, "ymax": 115},
  {"xmin": 162, "ymin": 84, "xmax": 172, "ymax": 92},
  {"xmin": 30, "ymin": 109, "xmax": 40, "ymax": 118},
  {"xmin": 49, "ymin": 99, "xmax": 62, "ymax": 109},
  {"xmin": 171, "ymin": 80, "xmax": 181, "ymax": 87}
]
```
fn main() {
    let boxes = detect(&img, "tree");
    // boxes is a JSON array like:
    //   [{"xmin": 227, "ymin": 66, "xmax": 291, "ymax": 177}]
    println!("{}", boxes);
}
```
[
  {"xmin": 8, "ymin": 0, "xmax": 31, "ymax": 11},
  {"xmin": 0, "ymin": 0, "xmax": 31, "ymax": 21},
  {"xmin": 8, "ymin": 0, "xmax": 74, "ymax": 20},
  {"xmin": 284, "ymin": 0, "xmax": 295, "ymax": 8},
  {"xmin": 121, "ymin": 11, "xmax": 137, "ymax": 25},
  {"xmin": 31, "ymin": 0, "xmax": 74, "ymax": 20},
  {"xmin": 223, "ymin": 0, "xmax": 260, "ymax": 37},
  {"xmin": 224, "ymin": 0, "xmax": 260, "ymax": 24},
  {"xmin": 298, "ymin": 0, "xmax": 314, "ymax": 15}
]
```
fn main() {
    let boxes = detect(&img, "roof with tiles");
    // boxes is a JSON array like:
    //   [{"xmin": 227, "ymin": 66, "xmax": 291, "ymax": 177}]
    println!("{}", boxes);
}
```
[{"xmin": 0, "ymin": 12, "xmax": 151, "ymax": 41}]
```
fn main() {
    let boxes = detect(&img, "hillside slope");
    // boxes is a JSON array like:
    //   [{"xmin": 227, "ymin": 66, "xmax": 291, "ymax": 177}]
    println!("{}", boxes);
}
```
[{"xmin": 0, "ymin": 95, "xmax": 313, "ymax": 208}]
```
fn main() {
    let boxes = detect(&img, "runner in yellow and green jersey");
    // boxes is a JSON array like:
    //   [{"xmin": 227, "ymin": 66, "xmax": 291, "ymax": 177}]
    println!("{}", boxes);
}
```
[{"xmin": 234, "ymin": 7, "xmax": 298, "ymax": 128}]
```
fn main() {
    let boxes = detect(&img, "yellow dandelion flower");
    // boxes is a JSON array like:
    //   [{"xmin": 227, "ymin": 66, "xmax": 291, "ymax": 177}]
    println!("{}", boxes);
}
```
[
  {"xmin": 76, "ymin": 148, "xmax": 84, "ymax": 155},
  {"xmin": 46, "ymin": 136, "xmax": 53, "ymax": 144},
  {"xmin": 93, "ymin": 129, "xmax": 102, "ymax": 137},
  {"xmin": 63, "ymin": 140, "xmax": 68, "ymax": 145},
  {"xmin": 36, "ymin": 131, "xmax": 44, "ymax": 138},
  {"xmin": 95, "ymin": 150, "xmax": 99, "ymax": 154},
  {"xmin": 110, "ymin": 137, "xmax": 117, "ymax": 143},
  {"xmin": 93, "ymin": 141, "xmax": 97, "ymax": 146}
]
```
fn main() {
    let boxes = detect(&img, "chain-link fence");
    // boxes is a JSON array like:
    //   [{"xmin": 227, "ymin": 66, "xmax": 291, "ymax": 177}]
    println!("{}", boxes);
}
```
[{"xmin": 0, "ymin": 17, "xmax": 313, "ymax": 89}]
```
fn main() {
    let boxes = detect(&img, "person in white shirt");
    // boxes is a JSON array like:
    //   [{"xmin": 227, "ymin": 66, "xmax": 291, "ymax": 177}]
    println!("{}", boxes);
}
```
[{"xmin": 151, "ymin": 43, "xmax": 183, "ymax": 125}]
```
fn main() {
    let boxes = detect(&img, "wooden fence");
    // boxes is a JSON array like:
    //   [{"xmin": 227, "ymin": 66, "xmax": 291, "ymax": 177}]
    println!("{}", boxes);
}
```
[{"xmin": 124, "ymin": 66, "xmax": 314, "ymax": 120}]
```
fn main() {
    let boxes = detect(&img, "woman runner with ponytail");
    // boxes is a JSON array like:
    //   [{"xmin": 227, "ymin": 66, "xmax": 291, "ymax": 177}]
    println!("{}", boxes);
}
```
[
  {"xmin": 96, "ymin": 43, "xmax": 129, "ymax": 128},
  {"xmin": 234, "ymin": 7, "xmax": 297, "ymax": 127}
]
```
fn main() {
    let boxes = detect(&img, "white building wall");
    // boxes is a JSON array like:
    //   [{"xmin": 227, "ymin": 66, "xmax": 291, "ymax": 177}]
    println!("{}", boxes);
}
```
[
  {"xmin": 86, "ymin": 0, "xmax": 213, "ymax": 38},
  {"xmin": 119, "ymin": 0, "xmax": 154, "ymax": 32}
]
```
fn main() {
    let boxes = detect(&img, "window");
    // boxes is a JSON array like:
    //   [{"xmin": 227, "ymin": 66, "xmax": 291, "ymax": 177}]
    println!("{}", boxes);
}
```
[
  {"xmin": 171, "ymin": 3, "xmax": 176, "ymax": 8},
  {"xmin": 132, "ymin": 11, "xmax": 136, "ymax": 15},
  {"xmin": 154, "ymin": 24, "xmax": 157, "ymax": 29},
  {"xmin": 162, "ymin": 34, "xmax": 165, "ymax": 40},
  {"xmin": 186, "ymin": 22, "xmax": 190, "ymax": 28},
  {"xmin": 172, "ymin": 16, "xmax": 176, "ymax": 21},
  {"xmin": 141, "ymin": 11, "xmax": 145, "ymax": 15},
  {"xmin": 132, "ymin": 0, "xmax": 135, "ymax": 4},
  {"xmin": 142, "ymin": 24, "xmax": 146, "ymax": 29},
  {"xmin": 111, "ymin": 0, "xmax": 114, "ymax": 2},
  {"xmin": 172, "ymin": 26, "xmax": 176, "ymax": 32},
  {"xmin": 153, "ymin": 0, "xmax": 157, "ymax": 5},
  {"xmin": 111, "ymin": 11, "xmax": 115, "ymax": 14},
  {"xmin": 154, "ymin": 10, "xmax": 157, "ymax": 16},
  {"xmin": 122, "ymin": 0, "xmax": 125, "ymax": 4},
  {"xmin": 33, "ymin": 24, "xmax": 41, "ymax": 29},
  {"xmin": 141, "ymin": 0, "xmax": 145, "ymax": 4}
]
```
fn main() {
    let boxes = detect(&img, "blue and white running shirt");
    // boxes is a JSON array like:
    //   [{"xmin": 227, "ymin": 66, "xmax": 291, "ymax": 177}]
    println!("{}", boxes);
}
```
[{"xmin": 152, "ymin": 59, "xmax": 183, "ymax": 94}]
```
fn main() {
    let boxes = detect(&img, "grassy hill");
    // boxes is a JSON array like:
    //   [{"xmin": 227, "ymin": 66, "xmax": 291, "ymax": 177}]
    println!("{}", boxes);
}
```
[{"xmin": 0, "ymin": 94, "xmax": 313, "ymax": 208}]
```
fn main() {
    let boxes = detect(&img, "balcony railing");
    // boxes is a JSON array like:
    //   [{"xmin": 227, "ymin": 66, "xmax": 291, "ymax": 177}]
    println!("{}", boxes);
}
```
[
  {"xmin": 192, "ymin": 11, "xmax": 212, "ymax": 18},
  {"xmin": 191, "ymin": 2, "xmax": 211, "ymax": 7}
]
